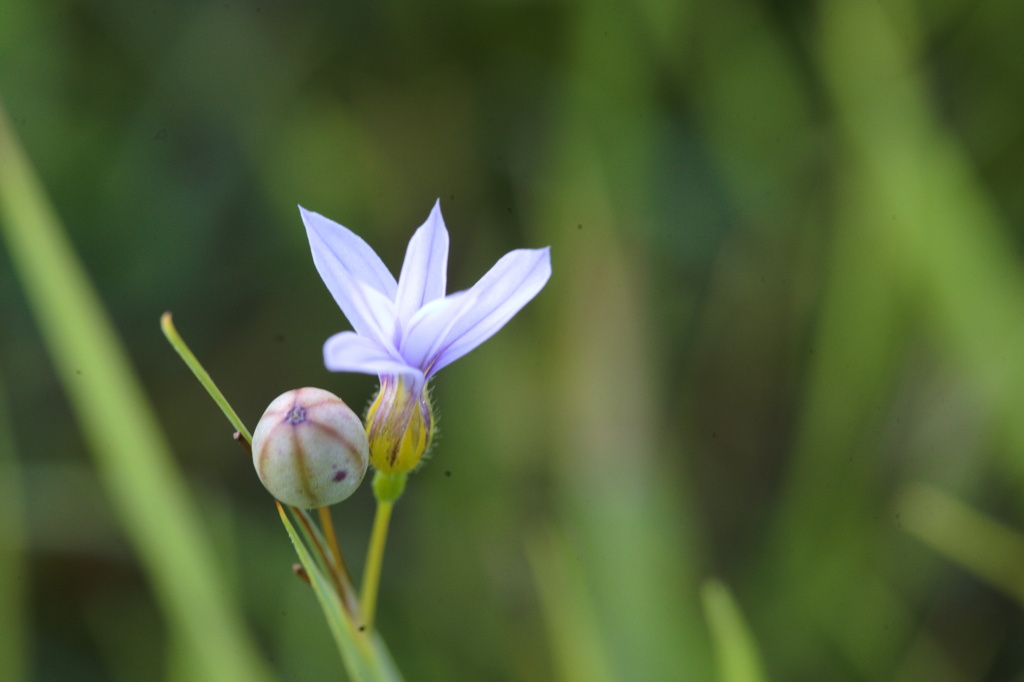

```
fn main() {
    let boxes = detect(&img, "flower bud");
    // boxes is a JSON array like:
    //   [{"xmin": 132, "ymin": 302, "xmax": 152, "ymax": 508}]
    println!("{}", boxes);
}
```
[
  {"xmin": 251, "ymin": 387, "xmax": 369, "ymax": 508},
  {"xmin": 365, "ymin": 376, "xmax": 435, "ymax": 474}
]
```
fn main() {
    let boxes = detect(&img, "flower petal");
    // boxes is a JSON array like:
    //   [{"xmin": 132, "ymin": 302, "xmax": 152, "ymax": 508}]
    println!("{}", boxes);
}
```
[
  {"xmin": 399, "ymin": 291, "xmax": 469, "ymax": 370},
  {"xmin": 301, "ymin": 206, "xmax": 400, "ymax": 346},
  {"xmin": 324, "ymin": 332, "xmax": 423, "ymax": 385},
  {"xmin": 300, "ymin": 206, "xmax": 398, "ymax": 299},
  {"xmin": 395, "ymin": 199, "xmax": 449, "ymax": 326},
  {"xmin": 412, "ymin": 246, "xmax": 551, "ymax": 376},
  {"xmin": 338, "ymin": 274, "xmax": 402, "ymax": 350}
]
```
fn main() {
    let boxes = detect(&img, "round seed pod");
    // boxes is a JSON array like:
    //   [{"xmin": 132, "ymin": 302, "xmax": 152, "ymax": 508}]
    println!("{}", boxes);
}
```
[{"xmin": 251, "ymin": 387, "xmax": 369, "ymax": 508}]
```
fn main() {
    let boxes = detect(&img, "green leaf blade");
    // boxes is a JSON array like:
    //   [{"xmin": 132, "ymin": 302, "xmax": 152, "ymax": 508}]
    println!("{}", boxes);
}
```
[
  {"xmin": 701, "ymin": 579, "xmax": 768, "ymax": 682},
  {"xmin": 0, "ymin": 100, "xmax": 273, "ymax": 682}
]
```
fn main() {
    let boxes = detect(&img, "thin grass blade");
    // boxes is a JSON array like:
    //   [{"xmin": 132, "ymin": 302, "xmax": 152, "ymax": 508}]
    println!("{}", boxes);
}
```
[
  {"xmin": 701, "ymin": 579, "xmax": 768, "ymax": 682},
  {"xmin": 0, "ymin": 101, "xmax": 273, "ymax": 682},
  {"xmin": 160, "ymin": 312, "xmax": 252, "ymax": 443},
  {"xmin": 276, "ymin": 503, "xmax": 404, "ymax": 682},
  {"xmin": 899, "ymin": 483, "xmax": 1024, "ymax": 607}
]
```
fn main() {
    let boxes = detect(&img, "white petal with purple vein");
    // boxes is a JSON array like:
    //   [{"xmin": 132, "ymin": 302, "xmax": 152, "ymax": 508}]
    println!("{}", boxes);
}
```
[
  {"xmin": 395, "ymin": 200, "xmax": 449, "ymax": 327},
  {"xmin": 424, "ymin": 247, "xmax": 551, "ymax": 374},
  {"xmin": 399, "ymin": 291, "xmax": 470, "ymax": 373},
  {"xmin": 324, "ymin": 332, "xmax": 423, "ymax": 384},
  {"xmin": 312, "ymin": 257, "xmax": 399, "ymax": 350},
  {"xmin": 300, "ymin": 206, "xmax": 398, "ymax": 298}
]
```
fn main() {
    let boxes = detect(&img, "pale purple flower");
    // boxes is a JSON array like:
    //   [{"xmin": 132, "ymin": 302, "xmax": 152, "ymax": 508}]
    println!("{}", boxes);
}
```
[{"xmin": 300, "ymin": 200, "xmax": 551, "ymax": 473}]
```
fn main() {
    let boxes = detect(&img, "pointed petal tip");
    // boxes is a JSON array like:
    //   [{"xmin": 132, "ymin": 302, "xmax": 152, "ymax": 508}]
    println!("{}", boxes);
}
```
[
  {"xmin": 520, "ymin": 245, "xmax": 553, "ymax": 272},
  {"xmin": 409, "ymin": 244, "xmax": 553, "ymax": 376},
  {"xmin": 430, "ymin": 198, "xmax": 444, "ymax": 218},
  {"xmin": 532, "ymin": 245, "xmax": 553, "ymax": 275},
  {"xmin": 395, "ymin": 198, "xmax": 451, "ymax": 322},
  {"xmin": 297, "ymin": 204, "xmax": 320, "ymax": 227}
]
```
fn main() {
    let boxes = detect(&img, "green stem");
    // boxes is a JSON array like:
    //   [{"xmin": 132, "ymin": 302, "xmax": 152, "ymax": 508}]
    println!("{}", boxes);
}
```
[
  {"xmin": 160, "ymin": 312, "xmax": 252, "ymax": 444},
  {"xmin": 360, "ymin": 499, "xmax": 393, "ymax": 631},
  {"xmin": 360, "ymin": 471, "xmax": 408, "ymax": 630},
  {"xmin": 318, "ymin": 506, "xmax": 360, "ymax": 615},
  {"xmin": 162, "ymin": 314, "xmax": 360, "ymax": 613},
  {"xmin": 319, "ymin": 506, "xmax": 348, "ymax": 580}
]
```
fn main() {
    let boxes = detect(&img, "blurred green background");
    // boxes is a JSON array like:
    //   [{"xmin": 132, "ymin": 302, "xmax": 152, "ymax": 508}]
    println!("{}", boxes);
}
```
[{"xmin": 4, "ymin": 0, "xmax": 1024, "ymax": 679}]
